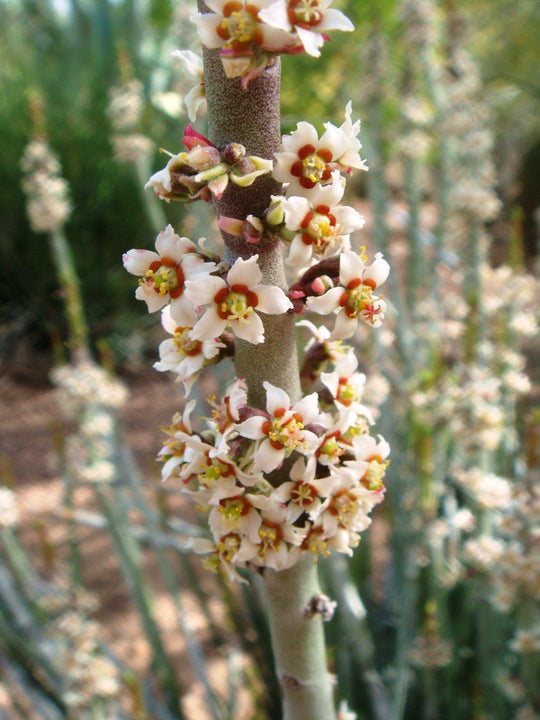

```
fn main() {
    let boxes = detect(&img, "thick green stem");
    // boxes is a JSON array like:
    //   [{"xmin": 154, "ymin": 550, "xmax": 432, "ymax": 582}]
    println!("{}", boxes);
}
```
[
  {"xmin": 262, "ymin": 556, "xmax": 336, "ymax": 720},
  {"xmin": 198, "ymin": 6, "xmax": 336, "ymax": 717}
]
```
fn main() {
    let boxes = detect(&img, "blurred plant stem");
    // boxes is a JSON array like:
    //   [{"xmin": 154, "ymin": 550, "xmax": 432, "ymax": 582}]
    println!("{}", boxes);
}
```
[{"xmin": 49, "ymin": 229, "xmax": 90, "ymax": 364}]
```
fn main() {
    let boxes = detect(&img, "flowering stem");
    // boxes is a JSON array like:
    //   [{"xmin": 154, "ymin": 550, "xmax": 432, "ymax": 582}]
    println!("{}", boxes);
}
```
[{"xmin": 199, "ymin": 6, "xmax": 336, "ymax": 717}]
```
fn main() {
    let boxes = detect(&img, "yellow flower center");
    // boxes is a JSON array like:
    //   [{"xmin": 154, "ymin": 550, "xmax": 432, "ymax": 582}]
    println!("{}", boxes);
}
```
[
  {"xmin": 216, "ymin": 3, "xmax": 263, "ymax": 50},
  {"xmin": 263, "ymin": 410, "xmax": 306, "ymax": 453},
  {"xmin": 173, "ymin": 327, "xmax": 202, "ymax": 357}
]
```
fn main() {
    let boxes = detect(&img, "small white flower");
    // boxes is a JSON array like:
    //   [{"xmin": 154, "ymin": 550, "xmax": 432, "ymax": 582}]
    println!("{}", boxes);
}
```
[
  {"xmin": 171, "ymin": 49, "xmax": 206, "ymax": 122},
  {"xmin": 209, "ymin": 483, "xmax": 263, "ymax": 543},
  {"xmin": 307, "ymin": 249, "xmax": 390, "ymax": 338},
  {"xmin": 272, "ymin": 456, "xmax": 335, "ymax": 522},
  {"xmin": 279, "ymin": 172, "xmax": 365, "ymax": 268},
  {"xmin": 236, "ymin": 381, "xmax": 321, "ymax": 472},
  {"xmin": 320, "ymin": 349, "xmax": 373, "ymax": 416},
  {"xmin": 193, "ymin": 0, "xmax": 295, "ymax": 83},
  {"xmin": 274, "ymin": 103, "xmax": 367, "ymax": 195},
  {"xmin": 259, "ymin": 0, "xmax": 354, "ymax": 57},
  {"xmin": 123, "ymin": 225, "xmax": 216, "ymax": 324},
  {"xmin": 186, "ymin": 255, "xmax": 292, "ymax": 344},
  {"xmin": 153, "ymin": 306, "xmax": 225, "ymax": 395}
]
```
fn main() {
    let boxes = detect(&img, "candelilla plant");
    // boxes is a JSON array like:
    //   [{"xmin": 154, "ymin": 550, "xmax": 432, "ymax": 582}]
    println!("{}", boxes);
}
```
[{"xmin": 123, "ymin": 3, "xmax": 390, "ymax": 719}]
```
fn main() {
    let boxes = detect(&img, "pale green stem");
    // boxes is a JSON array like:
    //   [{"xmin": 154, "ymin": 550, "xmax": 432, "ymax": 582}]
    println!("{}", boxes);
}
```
[
  {"xmin": 49, "ymin": 228, "xmax": 90, "ymax": 364},
  {"xmin": 404, "ymin": 156, "xmax": 423, "ymax": 313},
  {"xmin": 199, "ymin": 5, "xmax": 336, "ymax": 716},
  {"xmin": 261, "ymin": 556, "xmax": 336, "ymax": 720}
]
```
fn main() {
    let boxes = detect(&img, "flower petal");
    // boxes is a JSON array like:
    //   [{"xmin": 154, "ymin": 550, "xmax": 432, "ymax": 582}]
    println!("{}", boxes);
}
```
[
  {"xmin": 253, "ymin": 438, "xmax": 284, "ymax": 473},
  {"xmin": 227, "ymin": 255, "xmax": 262, "ymax": 288},
  {"xmin": 296, "ymin": 25, "xmax": 324, "ymax": 57},
  {"xmin": 306, "ymin": 286, "xmax": 342, "ymax": 315},
  {"xmin": 156, "ymin": 224, "xmax": 197, "ymax": 260},
  {"xmin": 236, "ymin": 415, "xmax": 266, "ymax": 440},
  {"xmin": 332, "ymin": 309, "xmax": 358, "ymax": 340},
  {"xmin": 191, "ymin": 306, "xmax": 227, "ymax": 341},
  {"xmin": 123, "ymin": 249, "xmax": 160, "ymax": 276},
  {"xmin": 254, "ymin": 285, "xmax": 292, "ymax": 314},
  {"xmin": 258, "ymin": 0, "xmax": 291, "ymax": 31},
  {"xmin": 185, "ymin": 275, "xmax": 225, "ymax": 306},
  {"xmin": 231, "ymin": 312, "xmax": 265, "ymax": 344},
  {"xmin": 135, "ymin": 284, "xmax": 168, "ymax": 313},
  {"xmin": 286, "ymin": 235, "xmax": 312, "ymax": 268},
  {"xmin": 264, "ymin": 382, "xmax": 290, "ymax": 415},
  {"xmin": 170, "ymin": 294, "xmax": 198, "ymax": 326}
]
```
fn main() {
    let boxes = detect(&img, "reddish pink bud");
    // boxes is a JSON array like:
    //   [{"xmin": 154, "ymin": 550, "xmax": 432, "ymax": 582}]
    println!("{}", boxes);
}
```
[
  {"xmin": 311, "ymin": 277, "xmax": 326, "ymax": 295},
  {"xmin": 183, "ymin": 123, "xmax": 213, "ymax": 150},
  {"xmin": 290, "ymin": 289, "xmax": 305, "ymax": 300}
]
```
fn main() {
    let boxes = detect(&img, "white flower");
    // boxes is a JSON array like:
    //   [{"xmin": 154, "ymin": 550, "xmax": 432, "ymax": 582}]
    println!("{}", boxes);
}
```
[
  {"xmin": 157, "ymin": 402, "xmax": 196, "ymax": 482},
  {"xmin": 194, "ymin": 0, "xmax": 296, "ymax": 50},
  {"xmin": 240, "ymin": 494, "xmax": 306, "ymax": 570},
  {"xmin": 153, "ymin": 306, "xmax": 225, "ymax": 395},
  {"xmin": 236, "ymin": 381, "xmax": 321, "ymax": 472},
  {"xmin": 320, "ymin": 349, "xmax": 373, "ymax": 416},
  {"xmin": 279, "ymin": 172, "xmax": 365, "ymax": 267},
  {"xmin": 192, "ymin": 534, "xmax": 254, "ymax": 583},
  {"xmin": 208, "ymin": 483, "xmax": 263, "ymax": 543},
  {"xmin": 272, "ymin": 456, "xmax": 335, "ymax": 522},
  {"xmin": 186, "ymin": 255, "xmax": 292, "ymax": 344},
  {"xmin": 171, "ymin": 49, "xmax": 206, "ymax": 122},
  {"xmin": 259, "ymin": 0, "xmax": 354, "ymax": 57},
  {"xmin": 123, "ymin": 224, "xmax": 216, "ymax": 324},
  {"xmin": 273, "ymin": 103, "xmax": 367, "ymax": 195},
  {"xmin": 193, "ymin": 0, "xmax": 295, "ymax": 83},
  {"xmin": 307, "ymin": 250, "xmax": 390, "ymax": 338}
]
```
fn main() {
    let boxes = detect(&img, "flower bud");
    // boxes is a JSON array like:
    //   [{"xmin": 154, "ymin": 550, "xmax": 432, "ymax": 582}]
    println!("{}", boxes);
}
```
[
  {"xmin": 266, "ymin": 197, "xmax": 285, "ymax": 227},
  {"xmin": 311, "ymin": 275, "xmax": 333, "ymax": 295},
  {"xmin": 223, "ymin": 142, "xmax": 246, "ymax": 164}
]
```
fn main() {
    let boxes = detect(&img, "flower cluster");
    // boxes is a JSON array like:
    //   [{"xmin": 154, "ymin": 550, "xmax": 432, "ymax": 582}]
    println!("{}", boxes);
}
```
[
  {"xmin": 193, "ymin": 0, "xmax": 353, "ymax": 85},
  {"xmin": 123, "ymin": 223, "xmax": 292, "ymax": 392},
  {"xmin": 146, "ymin": 124, "xmax": 272, "ymax": 202},
  {"xmin": 125, "ymin": 82, "xmax": 390, "ymax": 576},
  {"xmin": 106, "ymin": 78, "xmax": 153, "ymax": 164},
  {"xmin": 159, "ymin": 357, "xmax": 388, "ymax": 581},
  {"xmin": 21, "ymin": 138, "xmax": 72, "ymax": 234}
]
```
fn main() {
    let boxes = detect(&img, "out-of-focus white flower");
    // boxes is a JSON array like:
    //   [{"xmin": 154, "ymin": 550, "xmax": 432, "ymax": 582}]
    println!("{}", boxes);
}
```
[
  {"xmin": 509, "ymin": 626, "xmax": 540, "ymax": 654},
  {"xmin": 107, "ymin": 79, "xmax": 144, "ymax": 131},
  {"xmin": 21, "ymin": 139, "xmax": 72, "ymax": 233},
  {"xmin": 171, "ymin": 49, "xmax": 206, "ymax": 122}
]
